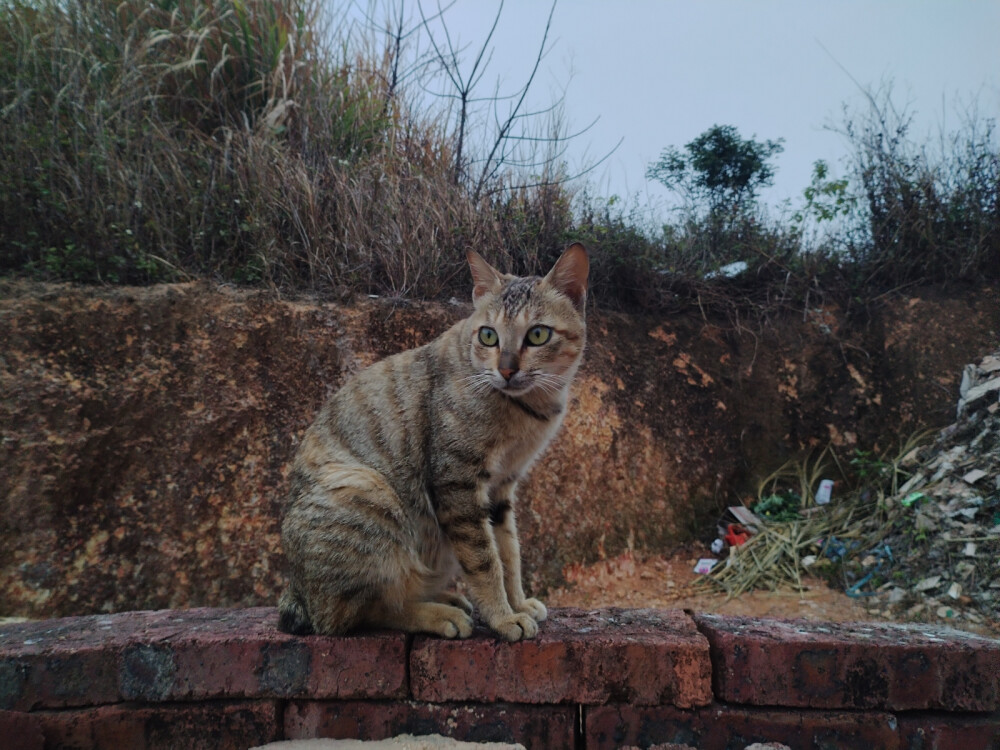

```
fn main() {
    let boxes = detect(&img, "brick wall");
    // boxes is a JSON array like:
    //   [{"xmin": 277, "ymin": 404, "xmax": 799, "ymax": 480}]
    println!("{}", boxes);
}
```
[{"xmin": 1, "ymin": 608, "xmax": 998, "ymax": 750}]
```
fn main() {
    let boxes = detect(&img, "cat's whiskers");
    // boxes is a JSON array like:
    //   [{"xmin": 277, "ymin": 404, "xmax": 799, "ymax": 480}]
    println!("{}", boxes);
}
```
[
  {"xmin": 460, "ymin": 371, "xmax": 495, "ymax": 395},
  {"xmin": 531, "ymin": 372, "xmax": 568, "ymax": 396}
]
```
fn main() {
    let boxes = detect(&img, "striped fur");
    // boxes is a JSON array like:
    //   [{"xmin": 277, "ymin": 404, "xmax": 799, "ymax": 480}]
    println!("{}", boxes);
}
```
[{"xmin": 278, "ymin": 244, "xmax": 589, "ymax": 641}]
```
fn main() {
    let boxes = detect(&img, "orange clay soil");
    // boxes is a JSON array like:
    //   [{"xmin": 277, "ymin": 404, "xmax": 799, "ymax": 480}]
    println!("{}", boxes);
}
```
[{"xmin": 546, "ymin": 547, "xmax": 891, "ymax": 624}]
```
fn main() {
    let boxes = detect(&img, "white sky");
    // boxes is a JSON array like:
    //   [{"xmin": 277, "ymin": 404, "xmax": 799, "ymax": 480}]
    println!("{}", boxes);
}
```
[{"xmin": 353, "ymin": 1, "xmax": 1000, "ymax": 220}]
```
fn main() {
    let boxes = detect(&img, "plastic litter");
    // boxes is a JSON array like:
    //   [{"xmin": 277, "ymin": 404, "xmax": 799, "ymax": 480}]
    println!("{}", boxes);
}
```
[
  {"xmin": 693, "ymin": 558, "xmax": 718, "ymax": 575},
  {"xmin": 814, "ymin": 479, "xmax": 834, "ymax": 505}
]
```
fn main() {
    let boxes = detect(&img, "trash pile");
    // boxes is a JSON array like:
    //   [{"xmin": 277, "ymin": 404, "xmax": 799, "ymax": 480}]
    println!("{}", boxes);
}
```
[
  {"xmin": 846, "ymin": 352, "xmax": 1000, "ymax": 627},
  {"xmin": 703, "ymin": 351, "xmax": 1000, "ymax": 631}
]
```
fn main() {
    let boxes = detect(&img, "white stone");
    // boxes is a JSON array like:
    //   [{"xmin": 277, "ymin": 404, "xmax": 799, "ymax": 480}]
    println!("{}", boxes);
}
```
[{"xmin": 253, "ymin": 736, "xmax": 525, "ymax": 750}]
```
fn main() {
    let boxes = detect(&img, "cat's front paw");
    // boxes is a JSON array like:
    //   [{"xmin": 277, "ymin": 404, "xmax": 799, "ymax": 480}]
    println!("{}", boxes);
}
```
[
  {"xmin": 492, "ymin": 612, "xmax": 538, "ymax": 642},
  {"xmin": 434, "ymin": 607, "xmax": 474, "ymax": 639},
  {"xmin": 516, "ymin": 597, "xmax": 547, "ymax": 622}
]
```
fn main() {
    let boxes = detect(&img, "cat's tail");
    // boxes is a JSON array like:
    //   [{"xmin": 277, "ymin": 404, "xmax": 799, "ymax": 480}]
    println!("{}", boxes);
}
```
[{"xmin": 278, "ymin": 587, "xmax": 314, "ymax": 635}]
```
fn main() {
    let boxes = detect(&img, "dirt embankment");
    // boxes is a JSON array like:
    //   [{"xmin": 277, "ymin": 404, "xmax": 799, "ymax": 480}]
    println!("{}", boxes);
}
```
[{"xmin": 1, "ymin": 280, "xmax": 997, "ymax": 618}]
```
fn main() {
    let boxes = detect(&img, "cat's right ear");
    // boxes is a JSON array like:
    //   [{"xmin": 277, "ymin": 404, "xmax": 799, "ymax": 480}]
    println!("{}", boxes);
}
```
[{"xmin": 467, "ymin": 250, "xmax": 503, "ymax": 302}]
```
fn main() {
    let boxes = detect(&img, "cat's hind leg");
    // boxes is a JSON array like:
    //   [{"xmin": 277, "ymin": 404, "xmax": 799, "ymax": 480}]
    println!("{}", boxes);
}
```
[
  {"xmin": 281, "ymin": 464, "xmax": 422, "ymax": 636},
  {"xmin": 278, "ymin": 586, "xmax": 314, "ymax": 635}
]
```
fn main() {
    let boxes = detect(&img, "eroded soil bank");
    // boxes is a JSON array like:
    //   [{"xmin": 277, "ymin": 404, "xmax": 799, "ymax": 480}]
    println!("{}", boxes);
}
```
[{"xmin": 1, "ymin": 280, "xmax": 997, "ymax": 617}]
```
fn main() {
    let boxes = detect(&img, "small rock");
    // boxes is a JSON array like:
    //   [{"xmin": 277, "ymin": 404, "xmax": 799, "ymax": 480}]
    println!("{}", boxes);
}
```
[
  {"xmin": 947, "ymin": 582, "xmax": 962, "ymax": 599},
  {"xmin": 914, "ymin": 575, "xmax": 941, "ymax": 592},
  {"xmin": 963, "ymin": 542, "xmax": 977, "ymax": 556},
  {"xmin": 936, "ymin": 605, "xmax": 956, "ymax": 618}
]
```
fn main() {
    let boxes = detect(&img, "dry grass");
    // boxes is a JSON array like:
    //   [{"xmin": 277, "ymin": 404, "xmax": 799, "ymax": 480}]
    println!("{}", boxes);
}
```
[{"xmin": 1, "ymin": 2, "xmax": 997, "ymax": 308}]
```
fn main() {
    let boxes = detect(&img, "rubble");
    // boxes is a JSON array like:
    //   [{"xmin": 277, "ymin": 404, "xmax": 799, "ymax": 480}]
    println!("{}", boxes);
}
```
[{"xmin": 844, "ymin": 351, "xmax": 1000, "ymax": 630}]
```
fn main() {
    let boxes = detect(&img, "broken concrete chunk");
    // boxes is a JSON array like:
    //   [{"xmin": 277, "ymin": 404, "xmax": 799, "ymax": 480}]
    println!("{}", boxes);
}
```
[
  {"xmin": 962, "ymin": 468, "xmax": 987, "ymax": 484},
  {"xmin": 914, "ymin": 575, "xmax": 942, "ymax": 592},
  {"xmin": 980, "ymin": 355, "xmax": 1000, "ymax": 373},
  {"xmin": 965, "ymin": 376, "xmax": 1000, "ymax": 405},
  {"xmin": 960, "ymin": 364, "xmax": 974, "ymax": 398}
]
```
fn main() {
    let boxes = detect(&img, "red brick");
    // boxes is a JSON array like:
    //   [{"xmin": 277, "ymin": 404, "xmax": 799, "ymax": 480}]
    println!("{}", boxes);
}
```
[
  {"xmin": 285, "ymin": 700, "xmax": 577, "ymax": 749},
  {"xmin": 585, "ymin": 702, "xmax": 899, "ymax": 750},
  {"xmin": 164, "ymin": 608, "xmax": 408, "ymax": 701},
  {"xmin": 0, "ymin": 608, "xmax": 407, "ymax": 709},
  {"xmin": 898, "ymin": 711, "xmax": 1000, "ymax": 750},
  {"xmin": 31, "ymin": 700, "xmax": 280, "ymax": 750},
  {"xmin": 410, "ymin": 608, "xmax": 711, "ymax": 708},
  {"xmin": 0, "ymin": 709, "xmax": 44, "ymax": 750},
  {"xmin": 694, "ymin": 613, "xmax": 1000, "ymax": 711}
]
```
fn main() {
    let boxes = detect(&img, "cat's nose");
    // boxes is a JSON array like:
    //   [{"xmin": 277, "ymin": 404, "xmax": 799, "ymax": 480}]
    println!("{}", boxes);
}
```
[{"xmin": 498, "ymin": 351, "xmax": 519, "ymax": 381}]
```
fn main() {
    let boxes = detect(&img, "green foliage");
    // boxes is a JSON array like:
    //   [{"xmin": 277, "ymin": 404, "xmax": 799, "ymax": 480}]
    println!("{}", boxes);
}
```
[
  {"xmin": 752, "ymin": 490, "xmax": 802, "ymax": 523},
  {"xmin": 794, "ymin": 160, "xmax": 853, "ymax": 224},
  {"xmin": 849, "ymin": 449, "xmax": 892, "ymax": 484},
  {"xmin": 646, "ymin": 124, "xmax": 784, "ymax": 215}
]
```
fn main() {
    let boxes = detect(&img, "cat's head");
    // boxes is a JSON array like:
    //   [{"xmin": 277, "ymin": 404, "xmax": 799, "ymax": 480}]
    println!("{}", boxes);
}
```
[{"xmin": 464, "ymin": 244, "xmax": 589, "ymax": 398}]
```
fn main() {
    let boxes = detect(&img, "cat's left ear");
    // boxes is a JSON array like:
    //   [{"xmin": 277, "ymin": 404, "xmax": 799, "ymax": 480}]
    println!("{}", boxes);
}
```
[
  {"xmin": 467, "ymin": 251, "xmax": 504, "ymax": 302},
  {"xmin": 544, "ymin": 243, "xmax": 589, "ymax": 311}
]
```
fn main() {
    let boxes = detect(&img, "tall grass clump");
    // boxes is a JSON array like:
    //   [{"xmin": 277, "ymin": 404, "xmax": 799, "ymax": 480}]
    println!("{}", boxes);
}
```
[
  {"xmin": 0, "ymin": 0, "xmax": 513, "ymax": 293},
  {"xmin": 1, "ymin": 0, "xmax": 335, "ymax": 282},
  {"xmin": 835, "ymin": 89, "xmax": 1000, "ymax": 288}
]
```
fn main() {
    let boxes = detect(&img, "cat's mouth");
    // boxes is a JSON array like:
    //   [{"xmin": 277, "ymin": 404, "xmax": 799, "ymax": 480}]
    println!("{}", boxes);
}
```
[
  {"xmin": 492, "ymin": 370, "xmax": 566, "ymax": 398},
  {"xmin": 492, "ymin": 374, "xmax": 532, "ymax": 396}
]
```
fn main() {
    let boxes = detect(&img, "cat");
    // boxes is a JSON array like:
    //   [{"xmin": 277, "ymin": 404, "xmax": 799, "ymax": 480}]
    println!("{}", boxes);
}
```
[{"xmin": 278, "ymin": 243, "xmax": 588, "ymax": 641}]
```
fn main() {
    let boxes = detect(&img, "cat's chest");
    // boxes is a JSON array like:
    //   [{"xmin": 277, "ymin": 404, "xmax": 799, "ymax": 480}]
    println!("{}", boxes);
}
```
[{"xmin": 484, "ymin": 411, "xmax": 563, "ymax": 481}]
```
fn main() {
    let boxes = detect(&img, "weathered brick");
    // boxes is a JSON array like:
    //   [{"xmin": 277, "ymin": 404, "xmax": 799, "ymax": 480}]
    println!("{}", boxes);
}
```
[
  {"xmin": 695, "ymin": 613, "xmax": 1000, "ymax": 711},
  {"xmin": 0, "ymin": 607, "xmax": 407, "ymax": 709},
  {"xmin": 585, "ymin": 702, "xmax": 899, "ymax": 750},
  {"xmin": 285, "ymin": 700, "xmax": 577, "ymax": 750},
  {"xmin": 0, "ymin": 709, "xmax": 44, "ymax": 750},
  {"xmin": 898, "ymin": 710, "xmax": 1000, "ymax": 750},
  {"xmin": 411, "ymin": 608, "xmax": 711, "ymax": 708},
  {"xmin": 0, "ymin": 613, "xmax": 133, "ymax": 710},
  {"xmin": 30, "ymin": 700, "xmax": 280, "ymax": 750},
  {"xmin": 165, "ymin": 608, "xmax": 408, "ymax": 701}
]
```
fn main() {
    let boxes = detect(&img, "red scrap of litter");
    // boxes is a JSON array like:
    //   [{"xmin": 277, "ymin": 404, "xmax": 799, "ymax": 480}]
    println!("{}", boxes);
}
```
[{"xmin": 724, "ymin": 523, "xmax": 750, "ymax": 547}]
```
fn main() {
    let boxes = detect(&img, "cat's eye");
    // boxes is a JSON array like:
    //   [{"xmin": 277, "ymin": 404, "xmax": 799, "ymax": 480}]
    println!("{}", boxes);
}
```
[
  {"xmin": 525, "ymin": 325, "xmax": 552, "ymax": 346},
  {"xmin": 478, "ymin": 327, "xmax": 499, "ymax": 347}
]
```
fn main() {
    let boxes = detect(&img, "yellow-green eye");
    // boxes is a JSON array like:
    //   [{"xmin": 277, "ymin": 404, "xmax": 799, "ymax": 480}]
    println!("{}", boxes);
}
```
[
  {"xmin": 478, "ymin": 327, "xmax": 499, "ymax": 347},
  {"xmin": 525, "ymin": 325, "xmax": 552, "ymax": 346}
]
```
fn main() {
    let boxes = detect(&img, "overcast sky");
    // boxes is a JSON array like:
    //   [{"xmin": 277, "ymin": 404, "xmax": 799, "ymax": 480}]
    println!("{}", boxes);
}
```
[{"xmin": 378, "ymin": 0, "xmax": 1000, "ymax": 221}]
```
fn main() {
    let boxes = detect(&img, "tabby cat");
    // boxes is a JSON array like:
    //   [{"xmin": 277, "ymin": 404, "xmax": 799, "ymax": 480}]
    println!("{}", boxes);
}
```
[{"xmin": 278, "ymin": 243, "xmax": 588, "ymax": 641}]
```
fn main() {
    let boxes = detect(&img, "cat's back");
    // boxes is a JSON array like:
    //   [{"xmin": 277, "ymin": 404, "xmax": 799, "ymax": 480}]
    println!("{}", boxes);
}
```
[{"xmin": 295, "ymin": 323, "xmax": 462, "ymax": 491}]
